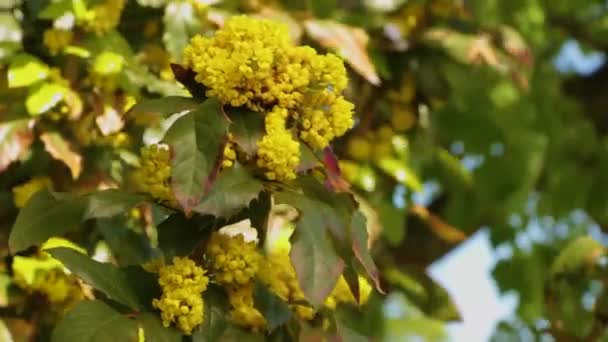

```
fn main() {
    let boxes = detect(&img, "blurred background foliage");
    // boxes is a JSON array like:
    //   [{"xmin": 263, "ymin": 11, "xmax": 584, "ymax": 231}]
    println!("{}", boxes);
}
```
[{"xmin": 2, "ymin": 0, "xmax": 608, "ymax": 341}]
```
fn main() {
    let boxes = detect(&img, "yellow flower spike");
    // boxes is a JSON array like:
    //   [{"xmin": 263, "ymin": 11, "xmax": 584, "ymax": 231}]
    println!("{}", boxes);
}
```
[
  {"xmin": 227, "ymin": 284, "xmax": 267, "ymax": 332},
  {"xmin": 206, "ymin": 232, "xmax": 261, "ymax": 286},
  {"xmin": 134, "ymin": 144, "xmax": 178, "ymax": 207},
  {"xmin": 12, "ymin": 177, "xmax": 53, "ymax": 208},
  {"xmin": 152, "ymin": 257, "xmax": 209, "ymax": 335}
]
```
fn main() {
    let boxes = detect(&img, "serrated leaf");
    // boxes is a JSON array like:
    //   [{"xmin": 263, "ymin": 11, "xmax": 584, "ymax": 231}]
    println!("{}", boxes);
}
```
[
  {"xmin": 350, "ymin": 211, "xmax": 383, "ymax": 293},
  {"xmin": 51, "ymin": 300, "xmax": 138, "ymax": 342},
  {"xmin": 9, "ymin": 190, "xmax": 86, "ymax": 252},
  {"xmin": 304, "ymin": 20, "xmax": 380, "ymax": 85},
  {"xmin": 137, "ymin": 313, "xmax": 182, "ymax": 342},
  {"xmin": 227, "ymin": 107, "xmax": 264, "ymax": 156},
  {"xmin": 0, "ymin": 119, "xmax": 34, "ymax": 173},
  {"xmin": 163, "ymin": 99, "xmax": 228, "ymax": 213},
  {"xmin": 84, "ymin": 190, "xmax": 147, "ymax": 219},
  {"xmin": 40, "ymin": 132, "xmax": 82, "ymax": 179},
  {"xmin": 8, "ymin": 53, "xmax": 49, "ymax": 88},
  {"xmin": 275, "ymin": 189, "xmax": 345, "ymax": 307},
  {"xmin": 163, "ymin": 1, "xmax": 202, "ymax": 61},
  {"xmin": 48, "ymin": 247, "xmax": 142, "ymax": 310},
  {"xmin": 253, "ymin": 282, "xmax": 291, "ymax": 332},
  {"xmin": 193, "ymin": 164, "xmax": 263, "ymax": 218}
]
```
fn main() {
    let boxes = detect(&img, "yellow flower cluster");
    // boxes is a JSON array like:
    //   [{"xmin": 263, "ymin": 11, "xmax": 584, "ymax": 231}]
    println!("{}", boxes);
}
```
[
  {"xmin": 83, "ymin": 0, "xmax": 126, "ymax": 35},
  {"xmin": 222, "ymin": 137, "xmax": 237, "ymax": 168},
  {"xmin": 258, "ymin": 251, "xmax": 314, "ymax": 320},
  {"xmin": 135, "ymin": 144, "xmax": 177, "ymax": 207},
  {"xmin": 183, "ymin": 15, "xmax": 355, "ymax": 182},
  {"xmin": 206, "ymin": 231, "xmax": 268, "ymax": 331},
  {"xmin": 226, "ymin": 284, "xmax": 266, "ymax": 332},
  {"xmin": 12, "ymin": 177, "xmax": 53, "ymax": 208},
  {"xmin": 152, "ymin": 257, "xmax": 209, "ymax": 335},
  {"xmin": 206, "ymin": 232, "xmax": 260, "ymax": 286},
  {"xmin": 43, "ymin": 29, "xmax": 73, "ymax": 55}
]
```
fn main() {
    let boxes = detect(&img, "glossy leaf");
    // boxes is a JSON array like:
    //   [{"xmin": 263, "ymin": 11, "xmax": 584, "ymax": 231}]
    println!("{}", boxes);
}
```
[
  {"xmin": 227, "ymin": 107, "xmax": 264, "ymax": 156},
  {"xmin": 137, "ymin": 313, "xmax": 182, "ymax": 342},
  {"xmin": 9, "ymin": 190, "xmax": 86, "ymax": 252},
  {"xmin": 48, "ymin": 248, "xmax": 142, "ymax": 310},
  {"xmin": 253, "ymin": 282, "xmax": 291, "ymax": 332},
  {"xmin": 193, "ymin": 163, "xmax": 263, "ymax": 218},
  {"xmin": 163, "ymin": 99, "xmax": 229, "ymax": 213},
  {"xmin": 51, "ymin": 300, "xmax": 138, "ymax": 342}
]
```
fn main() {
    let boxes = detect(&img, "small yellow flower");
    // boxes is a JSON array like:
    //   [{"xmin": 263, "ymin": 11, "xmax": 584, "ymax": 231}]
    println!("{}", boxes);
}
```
[
  {"xmin": 134, "ymin": 144, "xmax": 177, "ymax": 207},
  {"xmin": 227, "ymin": 284, "xmax": 266, "ymax": 332},
  {"xmin": 83, "ymin": 0, "xmax": 126, "ymax": 35},
  {"xmin": 152, "ymin": 257, "xmax": 209, "ymax": 335},
  {"xmin": 206, "ymin": 232, "xmax": 261, "ymax": 286}
]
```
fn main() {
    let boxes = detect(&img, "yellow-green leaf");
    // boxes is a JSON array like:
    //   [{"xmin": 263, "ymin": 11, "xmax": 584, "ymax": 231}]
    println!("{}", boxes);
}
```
[
  {"xmin": 8, "ymin": 54, "xmax": 50, "ymax": 88},
  {"xmin": 25, "ymin": 83, "xmax": 67, "ymax": 116}
]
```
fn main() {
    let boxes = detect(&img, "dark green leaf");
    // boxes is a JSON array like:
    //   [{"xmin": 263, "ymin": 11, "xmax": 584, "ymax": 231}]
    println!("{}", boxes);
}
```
[
  {"xmin": 51, "ymin": 300, "xmax": 138, "ymax": 342},
  {"xmin": 47, "ymin": 248, "xmax": 142, "ymax": 310},
  {"xmin": 158, "ymin": 214, "xmax": 213, "ymax": 259},
  {"xmin": 193, "ymin": 286, "xmax": 230, "ymax": 342},
  {"xmin": 163, "ymin": 99, "xmax": 228, "ymax": 213},
  {"xmin": 253, "ymin": 282, "xmax": 291, "ymax": 332},
  {"xmin": 227, "ymin": 108, "xmax": 264, "ymax": 156},
  {"xmin": 9, "ymin": 190, "xmax": 86, "ymax": 252},
  {"xmin": 193, "ymin": 164, "xmax": 263, "ymax": 218},
  {"xmin": 97, "ymin": 217, "xmax": 156, "ymax": 266},
  {"xmin": 84, "ymin": 190, "xmax": 147, "ymax": 220}
]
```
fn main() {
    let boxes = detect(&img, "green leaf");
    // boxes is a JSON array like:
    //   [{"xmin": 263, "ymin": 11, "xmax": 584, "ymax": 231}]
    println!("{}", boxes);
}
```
[
  {"xmin": 253, "ymin": 282, "xmax": 291, "ymax": 332},
  {"xmin": 377, "ymin": 158, "xmax": 422, "ymax": 192},
  {"xmin": 52, "ymin": 300, "xmax": 138, "ymax": 342},
  {"xmin": 163, "ymin": 99, "xmax": 228, "ymax": 213},
  {"xmin": 25, "ymin": 83, "xmax": 67, "ymax": 116},
  {"xmin": 193, "ymin": 286, "xmax": 230, "ymax": 342},
  {"xmin": 193, "ymin": 163, "xmax": 263, "ymax": 218},
  {"xmin": 0, "ymin": 119, "xmax": 34, "ymax": 173},
  {"xmin": 9, "ymin": 190, "xmax": 86, "ymax": 252},
  {"xmin": 158, "ymin": 214, "xmax": 212, "ymax": 259},
  {"xmin": 127, "ymin": 96, "xmax": 199, "ymax": 121},
  {"xmin": 163, "ymin": 1, "xmax": 202, "ymax": 61},
  {"xmin": 97, "ymin": 217, "xmax": 155, "ymax": 266},
  {"xmin": 47, "ymin": 248, "xmax": 142, "ymax": 310},
  {"xmin": 38, "ymin": 0, "xmax": 72, "ymax": 19},
  {"xmin": 551, "ymin": 236, "xmax": 605, "ymax": 277},
  {"xmin": 350, "ymin": 211, "xmax": 383, "ymax": 293},
  {"xmin": 8, "ymin": 53, "xmax": 49, "ymax": 88},
  {"xmin": 137, "ymin": 313, "xmax": 182, "ymax": 342},
  {"xmin": 0, "ymin": 319, "xmax": 11, "ymax": 342},
  {"xmin": 84, "ymin": 190, "xmax": 147, "ymax": 219},
  {"xmin": 275, "ymin": 189, "xmax": 345, "ymax": 307},
  {"xmin": 227, "ymin": 107, "xmax": 264, "ymax": 156}
]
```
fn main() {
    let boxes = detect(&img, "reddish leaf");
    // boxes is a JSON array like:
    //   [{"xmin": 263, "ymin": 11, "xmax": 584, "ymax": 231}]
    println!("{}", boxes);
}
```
[
  {"xmin": 40, "ymin": 132, "xmax": 83, "ymax": 179},
  {"xmin": 305, "ymin": 20, "xmax": 380, "ymax": 86},
  {"xmin": 0, "ymin": 119, "xmax": 34, "ymax": 172}
]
